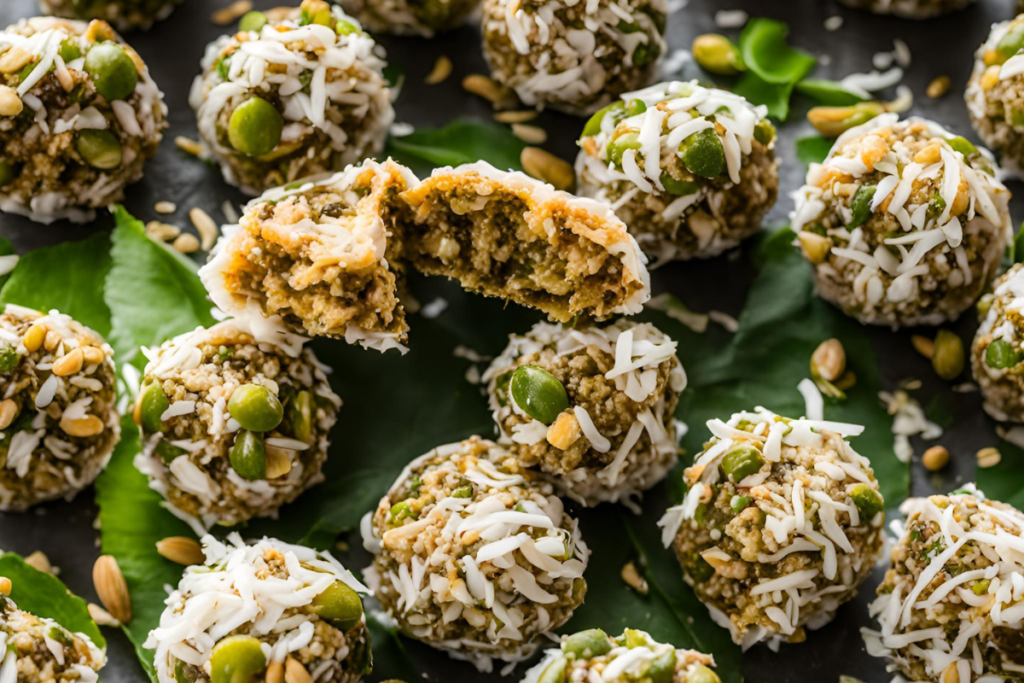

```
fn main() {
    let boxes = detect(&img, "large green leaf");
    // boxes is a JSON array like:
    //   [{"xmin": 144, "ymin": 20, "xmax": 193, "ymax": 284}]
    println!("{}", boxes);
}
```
[
  {"xmin": 733, "ymin": 73, "xmax": 796, "ymax": 122},
  {"xmin": 738, "ymin": 19, "xmax": 816, "ymax": 86},
  {"xmin": 795, "ymin": 135, "xmax": 834, "ymax": 169},
  {"xmin": 384, "ymin": 119, "xmax": 527, "ymax": 178},
  {"xmin": 795, "ymin": 79, "xmax": 866, "ymax": 106},
  {"xmin": 0, "ymin": 553, "xmax": 105, "ymax": 649}
]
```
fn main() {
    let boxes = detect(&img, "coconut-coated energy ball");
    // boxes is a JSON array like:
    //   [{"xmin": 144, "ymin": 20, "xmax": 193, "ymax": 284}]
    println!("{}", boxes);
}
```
[
  {"xmin": 36, "ymin": 0, "xmax": 183, "ymax": 31},
  {"xmin": 0, "ymin": 304, "xmax": 119, "ymax": 512},
  {"xmin": 792, "ymin": 114, "xmax": 1011, "ymax": 328},
  {"xmin": 659, "ymin": 408, "xmax": 884, "ymax": 649},
  {"xmin": 481, "ymin": 0, "xmax": 667, "ymax": 115},
  {"xmin": 0, "ymin": 16, "xmax": 166, "ymax": 223},
  {"xmin": 133, "ymin": 320, "xmax": 341, "ymax": 530},
  {"xmin": 971, "ymin": 263, "xmax": 1024, "ymax": 422},
  {"xmin": 576, "ymin": 80, "xmax": 779, "ymax": 263},
  {"xmin": 361, "ymin": 437, "xmax": 589, "ymax": 670},
  {"xmin": 189, "ymin": 1, "xmax": 393, "ymax": 195},
  {"xmin": 966, "ymin": 15, "xmax": 1024, "ymax": 169},
  {"xmin": 338, "ymin": 0, "xmax": 481, "ymax": 36}
]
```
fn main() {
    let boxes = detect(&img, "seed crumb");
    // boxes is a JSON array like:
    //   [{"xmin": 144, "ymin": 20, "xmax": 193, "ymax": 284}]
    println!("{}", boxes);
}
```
[
  {"xmin": 175, "ymin": 136, "xmax": 203, "ymax": 157},
  {"xmin": 520, "ymin": 147, "xmax": 573, "ymax": 191},
  {"xmin": 922, "ymin": 445, "xmax": 949, "ymax": 471},
  {"xmin": 212, "ymin": 0, "xmax": 253, "ymax": 25},
  {"xmin": 173, "ymin": 233, "xmax": 201, "ymax": 254},
  {"xmin": 425, "ymin": 56, "xmax": 453, "ymax": 85},
  {"xmin": 154, "ymin": 201, "xmax": 177, "ymax": 215},
  {"xmin": 511, "ymin": 123, "xmax": 547, "ymax": 144},
  {"xmin": 146, "ymin": 221, "xmax": 181, "ymax": 242},
  {"xmin": 88, "ymin": 603, "xmax": 120, "ymax": 627},
  {"xmin": 494, "ymin": 110, "xmax": 538, "ymax": 124},
  {"xmin": 620, "ymin": 560, "xmax": 649, "ymax": 595},
  {"xmin": 911, "ymin": 335, "xmax": 935, "ymax": 359},
  {"xmin": 926, "ymin": 75, "xmax": 951, "ymax": 99},
  {"xmin": 462, "ymin": 74, "xmax": 517, "ymax": 109},
  {"xmin": 976, "ymin": 447, "xmax": 1001, "ymax": 468},
  {"xmin": 189, "ymin": 207, "xmax": 220, "ymax": 250}
]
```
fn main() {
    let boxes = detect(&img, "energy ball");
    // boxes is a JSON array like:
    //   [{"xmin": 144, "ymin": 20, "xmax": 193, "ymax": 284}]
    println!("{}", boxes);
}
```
[
  {"xmin": 966, "ymin": 15, "xmax": 1024, "ymax": 168},
  {"xmin": 483, "ymin": 320, "xmax": 684, "ymax": 507},
  {"xmin": 0, "ymin": 17, "xmax": 166, "ymax": 223},
  {"xmin": 837, "ymin": 0, "xmax": 977, "ymax": 18},
  {"xmin": 0, "ymin": 580, "xmax": 106, "ymax": 683},
  {"xmin": 0, "ymin": 304, "xmax": 119, "ymax": 512},
  {"xmin": 36, "ymin": 0, "xmax": 183, "ymax": 31},
  {"xmin": 792, "ymin": 114, "xmax": 1011, "ymax": 328},
  {"xmin": 189, "ymin": 1, "xmax": 393, "ymax": 196},
  {"xmin": 523, "ymin": 628, "xmax": 720, "ymax": 683},
  {"xmin": 146, "ymin": 534, "xmax": 372, "ymax": 683},
  {"xmin": 201, "ymin": 159, "xmax": 417, "ymax": 354},
  {"xmin": 339, "ymin": 0, "xmax": 480, "ymax": 36},
  {"xmin": 133, "ymin": 320, "xmax": 341, "ymax": 531},
  {"xmin": 481, "ymin": 0, "xmax": 667, "ymax": 115},
  {"xmin": 361, "ymin": 437, "xmax": 589, "ymax": 670},
  {"xmin": 864, "ymin": 488, "xmax": 1024, "ymax": 682},
  {"xmin": 971, "ymin": 263, "xmax": 1024, "ymax": 422},
  {"xmin": 658, "ymin": 408, "xmax": 884, "ymax": 649},
  {"xmin": 576, "ymin": 81, "xmax": 779, "ymax": 263}
]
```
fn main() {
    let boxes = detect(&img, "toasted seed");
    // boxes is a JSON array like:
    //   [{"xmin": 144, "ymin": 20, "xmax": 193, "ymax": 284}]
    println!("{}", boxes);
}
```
[
  {"xmin": 265, "ymin": 446, "xmax": 294, "ymax": 479},
  {"xmin": 520, "ymin": 147, "xmax": 574, "ymax": 191},
  {"xmin": 189, "ymin": 207, "xmax": 220, "ymax": 250},
  {"xmin": 926, "ymin": 75, "xmax": 951, "ymax": 99},
  {"xmin": 546, "ymin": 411, "xmax": 581, "ymax": 450},
  {"xmin": 285, "ymin": 656, "xmax": 314, "ymax": 683},
  {"xmin": 0, "ymin": 399, "xmax": 17, "ymax": 430},
  {"xmin": 88, "ymin": 602, "xmax": 120, "ymax": 627},
  {"xmin": 60, "ymin": 414, "xmax": 105, "ymax": 437},
  {"xmin": 807, "ymin": 102, "xmax": 886, "ymax": 137},
  {"xmin": 922, "ymin": 445, "xmax": 949, "ymax": 472},
  {"xmin": 797, "ymin": 231, "xmax": 831, "ymax": 265},
  {"xmin": 43, "ymin": 329, "xmax": 62, "ymax": 352},
  {"xmin": 0, "ymin": 85, "xmax": 23, "ymax": 117},
  {"xmin": 156, "ymin": 536, "xmax": 205, "ymax": 566},
  {"xmin": 912, "ymin": 334, "xmax": 935, "ymax": 359},
  {"xmin": 173, "ymin": 233, "xmax": 201, "ymax": 254},
  {"xmin": 512, "ymin": 123, "xmax": 547, "ymax": 145},
  {"xmin": 811, "ymin": 338, "xmax": 845, "ymax": 382},
  {"xmin": 0, "ymin": 577, "xmax": 10, "ymax": 595},
  {"xmin": 976, "ymin": 447, "xmax": 1001, "ymax": 469},
  {"xmin": 462, "ymin": 74, "xmax": 516, "ymax": 109},
  {"xmin": 52, "ymin": 348, "xmax": 84, "ymax": 376},
  {"xmin": 154, "ymin": 201, "xmax": 177, "ymax": 214},
  {"xmin": 24, "ymin": 551, "xmax": 52, "ymax": 574},
  {"xmin": 425, "ymin": 56, "xmax": 453, "ymax": 85},
  {"xmin": 174, "ymin": 136, "xmax": 203, "ymax": 157},
  {"xmin": 494, "ymin": 110, "xmax": 538, "ymax": 124},
  {"xmin": 267, "ymin": 661, "xmax": 285, "ymax": 683},
  {"xmin": 620, "ymin": 560, "xmax": 648, "ymax": 595},
  {"xmin": 146, "ymin": 221, "xmax": 181, "ymax": 242},
  {"xmin": 0, "ymin": 47, "xmax": 32, "ymax": 74},
  {"xmin": 93, "ymin": 555, "xmax": 132, "ymax": 624},
  {"xmin": 942, "ymin": 662, "xmax": 960, "ymax": 683},
  {"xmin": 82, "ymin": 346, "xmax": 106, "ymax": 364},
  {"xmin": 212, "ymin": 0, "xmax": 254, "ymax": 25},
  {"xmin": 23, "ymin": 323, "xmax": 46, "ymax": 352}
]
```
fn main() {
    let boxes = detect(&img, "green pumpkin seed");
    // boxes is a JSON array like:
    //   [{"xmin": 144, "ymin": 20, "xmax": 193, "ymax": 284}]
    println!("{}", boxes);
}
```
[
  {"xmin": 229, "ymin": 430, "xmax": 267, "ymax": 481},
  {"xmin": 287, "ymin": 390, "xmax": 313, "ymax": 443},
  {"xmin": 686, "ymin": 665, "xmax": 722, "ymax": 683},
  {"xmin": 580, "ymin": 101, "xmax": 625, "ymax": 140},
  {"xmin": 986, "ymin": 339, "xmax": 1022, "ymax": 369},
  {"xmin": 510, "ymin": 365, "xmax": 569, "ymax": 425},
  {"xmin": 625, "ymin": 98, "xmax": 647, "ymax": 118},
  {"xmin": 310, "ymin": 580, "xmax": 363, "ymax": 631},
  {"xmin": 947, "ymin": 136, "xmax": 978, "ymax": 158},
  {"xmin": 238, "ymin": 11, "xmax": 268, "ymax": 32},
  {"xmin": 84, "ymin": 42, "xmax": 139, "ymax": 101},
  {"xmin": 644, "ymin": 648, "xmax": 677, "ymax": 683},
  {"xmin": 563, "ymin": 629, "xmax": 611, "ymax": 658},
  {"xmin": 931, "ymin": 330, "xmax": 964, "ymax": 380},
  {"xmin": 850, "ymin": 484, "xmax": 883, "ymax": 521},
  {"xmin": 660, "ymin": 174, "xmax": 700, "ymax": 196},
  {"xmin": 537, "ymin": 656, "xmax": 568, "ymax": 683},
  {"xmin": 848, "ymin": 184, "xmax": 877, "ymax": 229},
  {"xmin": 681, "ymin": 128, "xmax": 725, "ymax": 178},
  {"xmin": 227, "ymin": 384, "xmax": 284, "ymax": 433},
  {"xmin": 720, "ymin": 446, "xmax": 764, "ymax": 483},
  {"xmin": 997, "ymin": 23, "xmax": 1024, "ymax": 63},
  {"xmin": 209, "ymin": 635, "xmax": 266, "ymax": 683},
  {"xmin": 607, "ymin": 131, "xmax": 642, "ymax": 166},
  {"xmin": 75, "ymin": 130, "xmax": 122, "ymax": 170},
  {"xmin": 139, "ymin": 382, "xmax": 170, "ymax": 434},
  {"xmin": 227, "ymin": 98, "xmax": 283, "ymax": 157},
  {"xmin": 0, "ymin": 160, "xmax": 18, "ymax": 187}
]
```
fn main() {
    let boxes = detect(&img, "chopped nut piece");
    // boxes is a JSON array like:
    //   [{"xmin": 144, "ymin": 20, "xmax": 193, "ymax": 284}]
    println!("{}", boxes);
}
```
[
  {"xmin": 0, "ymin": 85, "xmax": 23, "ymax": 117},
  {"xmin": 493, "ymin": 110, "xmax": 538, "ymax": 124},
  {"xmin": 797, "ymin": 231, "xmax": 831, "ymax": 265},
  {"xmin": 172, "ymin": 233, "xmax": 201, "ymax": 254},
  {"xmin": 93, "ymin": 555, "xmax": 132, "ymax": 624},
  {"xmin": 511, "ymin": 123, "xmax": 547, "ymax": 145},
  {"xmin": 154, "ymin": 201, "xmax": 177, "ymax": 214},
  {"xmin": 912, "ymin": 334, "xmax": 935, "ymax": 359},
  {"xmin": 88, "ymin": 603, "xmax": 120, "ymax": 627},
  {"xmin": 927, "ymin": 75, "xmax": 951, "ymax": 99},
  {"xmin": 174, "ymin": 136, "xmax": 203, "ymax": 157},
  {"xmin": 285, "ymin": 656, "xmax": 314, "ymax": 683},
  {"xmin": 189, "ymin": 207, "xmax": 220, "ymax": 250},
  {"xmin": 976, "ymin": 447, "xmax": 1001, "ymax": 468},
  {"xmin": 462, "ymin": 74, "xmax": 516, "ymax": 109},
  {"xmin": 146, "ymin": 221, "xmax": 181, "ymax": 242},
  {"xmin": 0, "ymin": 399, "xmax": 18, "ymax": 430},
  {"xmin": 620, "ymin": 560, "xmax": 649, "ymax": 595},
  {"xmin": 51, "ymin": 348, "xmax": 84, "ymax": 376},
  {"xmin": 811, "ymin": 338, "xmax": 846, "ymax": 382},
  {"xmin": 546, "ymin": 411, "xmax": 582, "ymax": 450},
  {"xmin": 425, "ymin": 56, "xmax": 453, "ymax": 85},
  {"xmin": 520, "ymin": 147, "xmax": 573, "ymax": 191},
  {"xmin": 922, "ymin": 445, "xmax": 949, "ymax": 471},
  {"xmin": 156, "ymin": 537, "xmax": 205, "ymax": 566}
]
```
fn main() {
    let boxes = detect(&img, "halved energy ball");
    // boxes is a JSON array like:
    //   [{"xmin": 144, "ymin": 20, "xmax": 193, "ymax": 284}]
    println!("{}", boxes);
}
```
[
  {"xmin": 480, "ymin": 0, "xmax": 666, "ymax": 115},
  {"xmin": 483, "ymin": 320, "xmax": 684, "ymax": 507},
  {"xmin": 361, "ymin": 437, "xmax": 589, "ymax": 670},
  {"xmin": 339, "ymin": 0, "xmax": 480, "ymax": 36},
  {"xmin": 971, "ymin": 263, "xmax": 1024, "ymax": 421},
  {"xmin": 189, "ymin": 1, "xmax": 393, "ymax": 195},
  {"xmin": 0, "ymin": 17, "xmax": 166, "ymax": 223},
  {"xmin": 792, "ymin": 114, "xmax": 1011, "ymax": 328},
  {"xmin": 658, "ymin": 408, "xmax": 884, "ymax": 649},
  {"xmin": 576, "ymin": 81, "xmax": 779, "ymax": 263},
  {"xmin": 967, "ymin": 15, "xmax": 1024, "ymax": 169},
  {"xmin": 145, "ymin": 534, "xmax": 372, "ymax": 683},
  {"xmin": 36, "ymin": 0, "xmax": 183, "ymax": 31},
  {"xmin": 837, "ymin": 0, "xmax": 977, "ymax": 18},
  {"xmin": 0, "ymin": 579, "xmax": 106, "ymax": 682},
  {"xmin": 133, "ymin": 320, "xmax": 340, "ymax": 531},
  {"xmin": 523, "ymin": 628, "xmax": 720, "ymax": 683},
  {"xmin": 0, "ymin": 304, "xmax": 119, "ymax": 512},
  {"xmin": 864, "ymin": 488, "xmax": 1024, "ymax": 682},
  {"xmin": 201, "ymin": 159, "xmax": 417, "ymax": 354}
]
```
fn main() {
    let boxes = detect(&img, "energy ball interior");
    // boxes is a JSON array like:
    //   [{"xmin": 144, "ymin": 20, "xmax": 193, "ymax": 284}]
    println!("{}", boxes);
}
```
[
  {"xmin": 792, "ymin": 114, "xmax": 1011, "ymax": 328},
  {"xmin": 361, "ymin": 437, "xmax": 589, "ymax": 670},
  {"xmin": 967, "ymin": 14, "xmax": 1024, "ymax": 169},
  {"xmin": 36, "ymin": 0, "xmax": 183, "ymax": 31},
  {"xmin": 576, "ymin": 80, "xmax": 779, "ymax": 263},
  {"xmin": 659, "ymin": 408, "xmax": 885, "ymax": 649}
]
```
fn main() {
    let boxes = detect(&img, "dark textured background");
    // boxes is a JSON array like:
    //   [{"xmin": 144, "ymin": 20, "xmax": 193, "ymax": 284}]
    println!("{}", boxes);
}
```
[{"xmin": 1, "ymin": 0, "xmax": 1022, "ymax": 681}]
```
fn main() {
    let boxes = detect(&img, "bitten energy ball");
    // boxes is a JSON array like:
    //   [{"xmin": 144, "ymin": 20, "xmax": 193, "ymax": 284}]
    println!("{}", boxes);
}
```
[
  {"xmin": 362, "ymin": 437, "xmax": 589, "ymax": 670},
  {"xmin": 972, "ymin": 263, "xmax": 1024, "ymax": 422},
  {"xmin": 864, "ymin": 488, "xmax": 1024, "ymax": 682},
  {"xmin": 339, "ymin": 0, "xmax": 480, "ymax": 36},
  {"xmin": 659, "ymin": 408, "xmax": 884, "ymax": 649},
  {"xmin": 481, "ymin": 0, "xmax": 667, "ymax": 115},
  {"xmin": 0, "ymin": 304, "xmax": 119, "ymax": 512},
  {"xmin": 133, "ymin": 320, "xmax": 341, "ymax": 531},
  {"xmin": 576, "ymin": 81, "xmax": 779, "ymax": 263},
  {"xmin": 145, "ymin": 534, "xmax": 372, "ymax": 683},
  {"xmin": 837, "ymin": 0, "xmax": 977, "ymax": 18},
  {"xmin": 523, "ymin": 628, "xmax": 720, "ymax": 683},
  {"xmin": 189, "ymin": 1, "xmax": 393, "ymax": 195},
  {"xmin": 36, "ymin": 0, "xmax": 183, "ymax": 31},
  {"xmin": 966, "ymin": 15, "xmax": 1024, "ymax": 169},
  {"xmin": 483, "ymin": 320, "xmax": 684, "ymax": 507},
  {"xmin": 0, "ymin": 17, "xmax": 166, "ymax": 223},
  {"xmin": 0, "ymin": 580, "xmax": 106, "ymax": 683},
  {"xmin": 792, "ymin": 114, "xmax": 1011, "ymax": 328}
]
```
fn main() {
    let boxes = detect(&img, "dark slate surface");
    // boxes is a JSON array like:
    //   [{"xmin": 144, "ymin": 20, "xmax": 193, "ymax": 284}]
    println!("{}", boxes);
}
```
[{"xmin": 1, "ymin": 0, "xmax": 1022, "ymax": 681}]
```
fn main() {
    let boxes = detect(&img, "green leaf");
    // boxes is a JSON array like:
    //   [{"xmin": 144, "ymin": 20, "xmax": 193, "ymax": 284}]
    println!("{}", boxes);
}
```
[
  {"xmin": 795, "ymin": 135, "xmax": 834, "ymax": 169},
  {"xmin": 384, "ymin": 119, "xmax": 526, "ymax": 178},
  {"xmin": 733, "ymin": 71, "xmax": 795, "ymax": 121},
  {"xmin": 738, "ymin": 19, "xmax": 816, "ymax": 86},
  {"xmin": 0, "ymin": 238, "xmax": 15, "ymax": 291},
  {"xmin": 0, "ymin": 232, "xmax": 112, "ymax": 337},
  {"xmin": 1014, "ymin": 223, "xmax": 1024, "ymax": 264},
  {"xmin": 105, "ymin": 205, "xmax": 216, "ymax": 365},
  {"xmin": 0, "ymin": 553, "xmax": 105, "ymax": 649},
  {"xmin": 795, "ymin": 78, "xmax": 866, "ymax": 106}
]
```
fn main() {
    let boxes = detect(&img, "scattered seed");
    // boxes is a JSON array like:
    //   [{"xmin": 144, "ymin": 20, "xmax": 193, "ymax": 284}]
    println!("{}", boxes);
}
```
[
  {"xmin": 811, "ymin": 338, "xmax": 846, "ymax": 382},
  {"xmin": 52, "ymin": 348, "xmax": 84, "ymax": 377},
  {"xmin": 0, "ymin": 85, "xmax": 24, "ymax": 117},
  {"xmin": 797, "ymin": 231, "xmax": 831, "ymax": 265},
  {"xmin": 24, "ymin": 551, "xmax": 52, "ymax": 574},
  {"xmin": 82, "ymin": 346, "xmax": 105, "ymax": 365},
  {"xmin": 154, "ymin": 201, "xmax": 177, "ymax": 214},
  {"xmin": 0, "ymin": 400, "xmax": 16, "ymax": 430},
  {"xmin": 146, "ymin": 221, "xmax": 180, "ymax": 242},
  {"xmin": 425, "ymin": 56, "xmax": 453, "ymax": 85},
  {"xmin": 334, "ymin": 539, "xmax": 349, "ymax": 552},
  {"xmin": 173, "ymin": 233, "xmax": 201, "ymax": 254},
  {"xmin": 912, "ymin": 335, "xmax": 935, "ymax": 360},
  {"xmin": 520, "ymin": 147, "xmax": 573, "ymax": 191},
  {"xmin": 265, "ymin": 446, "xmax": 294, "ymax": 479},
  {"xmin": 222, "ymin": 200, "xmax": 240, "ymax": 224},
  {"xmin": 493, "ymin": 110, "xmax": 538, "ymax": 124},
  {"xmin": 156, "ymin": 537, "xmax": 206, "ymax": 566},
  {"xmin": 942, "ymin": 662, "xmax": 960, "ymax": 683},
  {"xmin": 43, "ymin": 329, "xmax": 62, "ymax": 352},
  {"xmin": 93, "ymin": 555, "xmax": 132, "ymax": 625},
  {"xmin": 212, "ymin": 0, "xmax": 253, "ymax": 25},
  {"xmin": 0, "ymin": 577, "xmax": 10, "ymax": 595},
  {"xmin": 23, "ymin": 323, "xmax": 46, "ymax": 353},
  {"xmin": 266, "ymin": 661, "xmax": 285, "ymax": 683},
  {"xmin": 189, "ymin": 207, "xmax": 220, "ymax": 250},
  {"xmin": 512, "ymin": 123, "xmax": 547, "ymax": 145},
  {"xmin": 976, "ymin": 447, "xmax": 1001, "ymax": 469},
  {"xmin": 927, "ymin": 75, "xmax": 951, "ymax": 99},
  {"xmin": 462, "ymin": 74, "xmax": 516, "ymax": 109},
  {"xmin": 285, "ymin": 656, "xmax": 314, "ymax": 683},
  {"xmin": 620, "ymin": 560, "xmax": 649, "ymax": 595},
  {"xmin": 0, "ymin": 47, "xmax": 32, "ymax": 74},
  {"xmin": 88, "ymin": 603, "xmax": 120, "ymax": 627},
  {"xmin": 932, "ymin": 330, "xmax": 965, "ymax": 380},
  {"xmin": 922, "ymin": 445, "xmax": 949, "ymax": 472},
  {"xmin": 174, "ymin": 136, "xmax": 203, "ymax": 157},
  {"xmin": 60, "ymin": 415, "xmax": 105, "ymax": 437}
]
